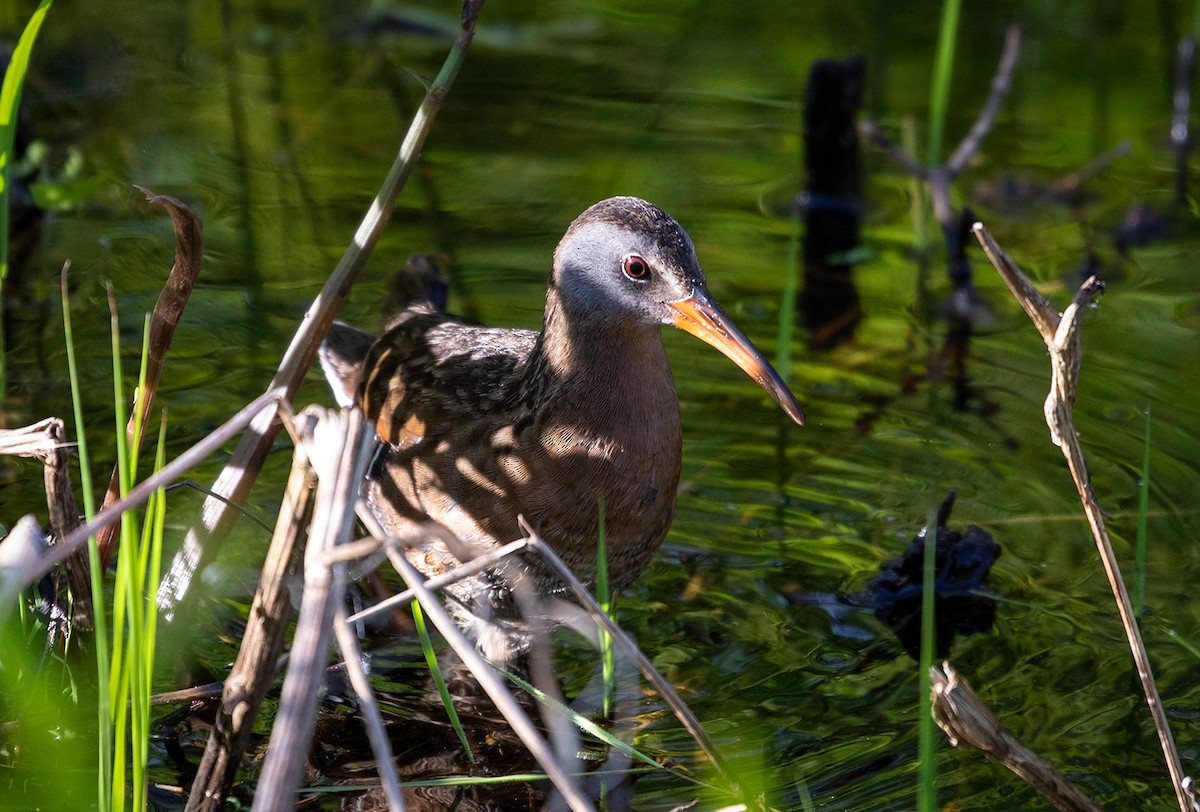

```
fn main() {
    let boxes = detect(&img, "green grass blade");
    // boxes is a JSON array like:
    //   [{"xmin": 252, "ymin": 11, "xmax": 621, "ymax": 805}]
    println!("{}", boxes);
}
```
[
  {"xmin": 1168, "ymin": 629, "xmax": 1200, "ymax": 660},
  {"xmin": 917, "ymin": 510, "xmax": 938, "ymax": 811},
  {"xmin": 411, "ymin": 599, "xmax": 476, "ymax": 763},
  {"xmin": 774, "ymin": 208, "xmax": 802, "ymax": 382},
  {"xmin": 128, "ymin": 313, "xmax": 152, "ymax": 482},
  {"xmin": 502, "ymin": 669, "xmax": 665, "ymax": 772},
  {"xmin": 1134, "ymin": 406, "xmax": 1150, "ymax": 617},
  {"xmin": 144, "ymin": 414, "xmax": 169, "ymax": 691},
  {"xmin": 596, "ymin": 496, "xmax": 614, "ymax": 719},
  {"xmin": 926, "ymin": 0, "xmax": 962, "ymax": 167},
  {"xmin": 107, "ymin": 293, "xmax": 134, "ymax": 812},
  {"xmin": 106, "ymin": 295, "xmax": 128, "ymax": 710},
  {"xmin": 62, "ymin": 268, "xmax": 112, "ymax": 812},
  {"xmin": 105, "ymin": 302, "xmax": 163, "ymax": 811},
  {"xmin": 0, "ymin": 0, "xmax": 53, "ymax": 397}
]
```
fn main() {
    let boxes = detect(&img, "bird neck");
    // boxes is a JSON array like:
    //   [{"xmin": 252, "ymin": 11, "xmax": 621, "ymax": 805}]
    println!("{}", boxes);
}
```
[{"xmin": 522, "ymin": 279, "xmax": 678, "ymax": 428}]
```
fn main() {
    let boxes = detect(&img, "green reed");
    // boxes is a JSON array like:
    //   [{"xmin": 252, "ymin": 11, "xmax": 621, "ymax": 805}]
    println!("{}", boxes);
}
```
[
  {"xmin": 64, "ymin": 285, "xmax": 169, "ymax": 811},
  {"xmin": 106, "ymin": 308, "xmax": 169, "ymax": 812},
  {"xmin": 0, "ymin": 0, "xmax": 52, "ymax": 399},
  {"xmin": 62, "ymin": 268, "xmax": 111, "ymax": 812},
  {"xmin": 918, "ymin": 5, "xmax": 961, "ymax": 797},
  {"xmin": 412, "ymin": 598, "xmax": 476, "ymax": 763},
  {"xmin": 927, "ymin": 0, "xmax": 961, "ymax": 167},
  {"xmin": 774, "ymin": 207, "xmax": 803, "ymax": 384},
  {"xmin": 596, "ymin": 495, "xmax": 614, "ymax": 719}
]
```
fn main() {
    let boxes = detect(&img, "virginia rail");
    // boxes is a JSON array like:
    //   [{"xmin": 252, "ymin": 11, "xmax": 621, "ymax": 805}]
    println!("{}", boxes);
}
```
[{"xmin": 321, "ymin": 197, "xmax": 804, "ymax": 660}]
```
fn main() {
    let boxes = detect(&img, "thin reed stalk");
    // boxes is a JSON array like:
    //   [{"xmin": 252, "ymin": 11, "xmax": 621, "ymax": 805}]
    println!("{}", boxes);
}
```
[
  {"xmin": 108, "ymin": 291, "xmax": 132, "ymax": 812},
  {"xmin": 157, "ymin": 1, "xmax": 487, "ymax": 615},
  {"xmin": 106, "ymin": 300, "xmax": 169, "ymax": 812},
  {"xmin": 926, "ymin": 0, "xmax": 961, "ymax": 166},
  {"xmin": 974, "ymin": 223, "xmax": 1191, "ymax": 812},
  {"xmin": 596, "ymin": 497, "xmax": 614, "ymax": 719},
  {"xmin": 61, "ymin": 264, "xmax": 112, "ymax": 812},
  {"xmin": 412, "ymin": 598, "xmax": 475, "ymax": 762},
  {"xmin": 917, "ymin": 509, "xmax": 938, "ymax": 811},
  {"xmin": 331, "ymin": 604, "xmax": 406, "ymax": 812},
  {"xmin": 774, "ymin": 208, "xmax": 802, "ymax": 382}
]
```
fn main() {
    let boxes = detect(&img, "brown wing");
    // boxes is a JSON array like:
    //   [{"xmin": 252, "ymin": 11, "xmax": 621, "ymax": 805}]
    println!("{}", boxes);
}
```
[{"xmin": 357, "ymin": 310, "xmax": 537, "ymax": 446}]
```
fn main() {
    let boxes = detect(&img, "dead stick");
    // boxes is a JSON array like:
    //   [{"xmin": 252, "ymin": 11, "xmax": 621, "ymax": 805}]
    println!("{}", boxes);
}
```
[
  {"xmin": 973, "ymin": 222, "xmax": 1191, "ymax": 812},
  {"xmin": 0, "ymin": 418, "xmax": 91, "ymax": 632},
  {"xmin": 946, "ymin": 26, "xmax": 1022, "ymax": 176},
  {"xmin": 156, "ymin": 0, "xmax": 485, "ymax": 617},
  {"xmin": 0, "ymin": 385, "xmax": 289, "ymax": 608},
  {"xmin": 374, "ymin": 529, "xmax": 595, "ymax": 812},
  {"xmin": 859, "ymin": 120, "xmax": 927, "ymax": 178},
  {"xmin": 332, "ymin": 604, "xmax": 407, "ymax": 812},
  {"xmin": 517, "ymin": 519, "xmax": 755, "ymax": 808},
  {"xmin": 931, "ymin": 662, "xmax": 1102, "ymax": 812},
  {"xmin": 186, "ymin": 432, "xmax": 317, "ymax": 811},
  {"xmin": 860, "ymin": 26, "xmax": 1022, "ymax": 237},
  {"xmin": 96, "ymin": 190, "xmax": 204, "ymax": 568},
  {"xmin": 252, "ymin": 408, "xmax": 373, "ymax": 812}
]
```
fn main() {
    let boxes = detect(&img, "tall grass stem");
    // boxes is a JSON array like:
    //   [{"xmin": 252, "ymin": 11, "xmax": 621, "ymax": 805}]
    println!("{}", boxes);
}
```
[
  {"xmin": 596, "ymin": 496, "xmax": 614, "ymax": 720},
  {"xmin": 774, "ymin": 209, "xmax": 802, "ymax": 383},
  {"xmin": 108, "ymin": 293, "xmax": 133, "ymax": 811},
  {"xmin": 104, "ymin": 302, "xmax": 166, "ymax": 811},
  {"xmin": 926, "ymin": 0, "xmax": 962, "ymax": 167},
  {"xmin": 412, "ymin": 599, "xmax": 476, "ymax": 763},
  {"xmin": 62, "ymin": 267, "xmax": 112, "ymax": 812}
]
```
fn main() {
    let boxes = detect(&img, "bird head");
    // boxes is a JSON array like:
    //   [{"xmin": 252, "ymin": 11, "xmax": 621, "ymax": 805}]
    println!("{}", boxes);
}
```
[{"xmin": 553, "ymin": 197, "xmax": 804, "ymax": 425}]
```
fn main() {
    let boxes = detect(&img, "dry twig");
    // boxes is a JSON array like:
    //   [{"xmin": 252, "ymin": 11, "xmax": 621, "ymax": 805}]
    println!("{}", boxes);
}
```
[
  {"xmin": 973, "ymin": 222, "xmax": 1191, "ymax": 812},
  {"xmin": 860, "ymin": 26, "xmax": 1022, "ymax": 235},
  {"xmin": 186, "ymin": 427, "xmax": 318, "ymax": 811},
  {"xmin": 0, "ymin": 417, "xmax": 90, "ymax": 631},
  {"xmin": 95, "ymin": 189, "xmax": 204, "ymax": 568},
  {"xmin": 363, "ymin": 512, "xmax": 595, "ymax": 812},
  {"xmin": 252, "ymin": 408, "xmax": 374, "ymax": 811},
  {"xmin": 931, "ymin": 662, "xmax": 1101, "ymax": 812},
  {"xmin": 157, "ymin": 0, "xmax": 486, "ymax": 618}
]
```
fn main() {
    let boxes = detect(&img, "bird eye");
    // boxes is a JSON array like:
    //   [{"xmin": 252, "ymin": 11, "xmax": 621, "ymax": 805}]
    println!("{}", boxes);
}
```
[{"xmin": 622, "ymin": 255, "xmax": 650, "ymax": 281}]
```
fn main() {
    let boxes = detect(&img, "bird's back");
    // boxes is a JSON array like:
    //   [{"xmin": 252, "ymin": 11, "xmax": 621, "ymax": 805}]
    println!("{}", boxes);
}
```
[{"xmin": 357, "ymin": 310, "xmax": 539, "ymax": 448}]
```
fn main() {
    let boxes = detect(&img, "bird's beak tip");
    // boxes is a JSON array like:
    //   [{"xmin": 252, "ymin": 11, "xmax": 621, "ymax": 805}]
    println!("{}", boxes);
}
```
[{"xmin": 669, "ymin": 294, "xmax": 806, "ymax": 426}]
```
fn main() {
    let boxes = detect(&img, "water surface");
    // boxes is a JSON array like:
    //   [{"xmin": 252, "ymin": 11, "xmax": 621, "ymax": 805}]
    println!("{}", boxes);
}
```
[{"xmin": 3, "ymin": 1, "xmax": 1199, "ymax": 809}]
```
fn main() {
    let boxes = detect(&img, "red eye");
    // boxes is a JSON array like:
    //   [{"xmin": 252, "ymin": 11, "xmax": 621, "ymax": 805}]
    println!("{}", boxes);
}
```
[{"xmin": 622, "ymin": 255, "xmax": 650, "ymax": 281}]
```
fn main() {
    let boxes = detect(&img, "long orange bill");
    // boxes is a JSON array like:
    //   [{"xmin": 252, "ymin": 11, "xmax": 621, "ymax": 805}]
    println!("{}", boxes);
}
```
[{"xmin": 668, "ymin": 292, "xmax": 805, "ymax": 425}]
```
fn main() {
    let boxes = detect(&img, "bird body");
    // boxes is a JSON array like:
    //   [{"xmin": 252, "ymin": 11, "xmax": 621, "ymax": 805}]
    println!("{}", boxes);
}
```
[{"xmin": 321, "ymin": 197, "xmax": 803, "ymax": 659}]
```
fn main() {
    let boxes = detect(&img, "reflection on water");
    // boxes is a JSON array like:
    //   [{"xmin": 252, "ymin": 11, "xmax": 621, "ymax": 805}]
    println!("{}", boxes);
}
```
[{"xmin": 4, "ymin": 1, "xmax": 1200, "ymax": 809}]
